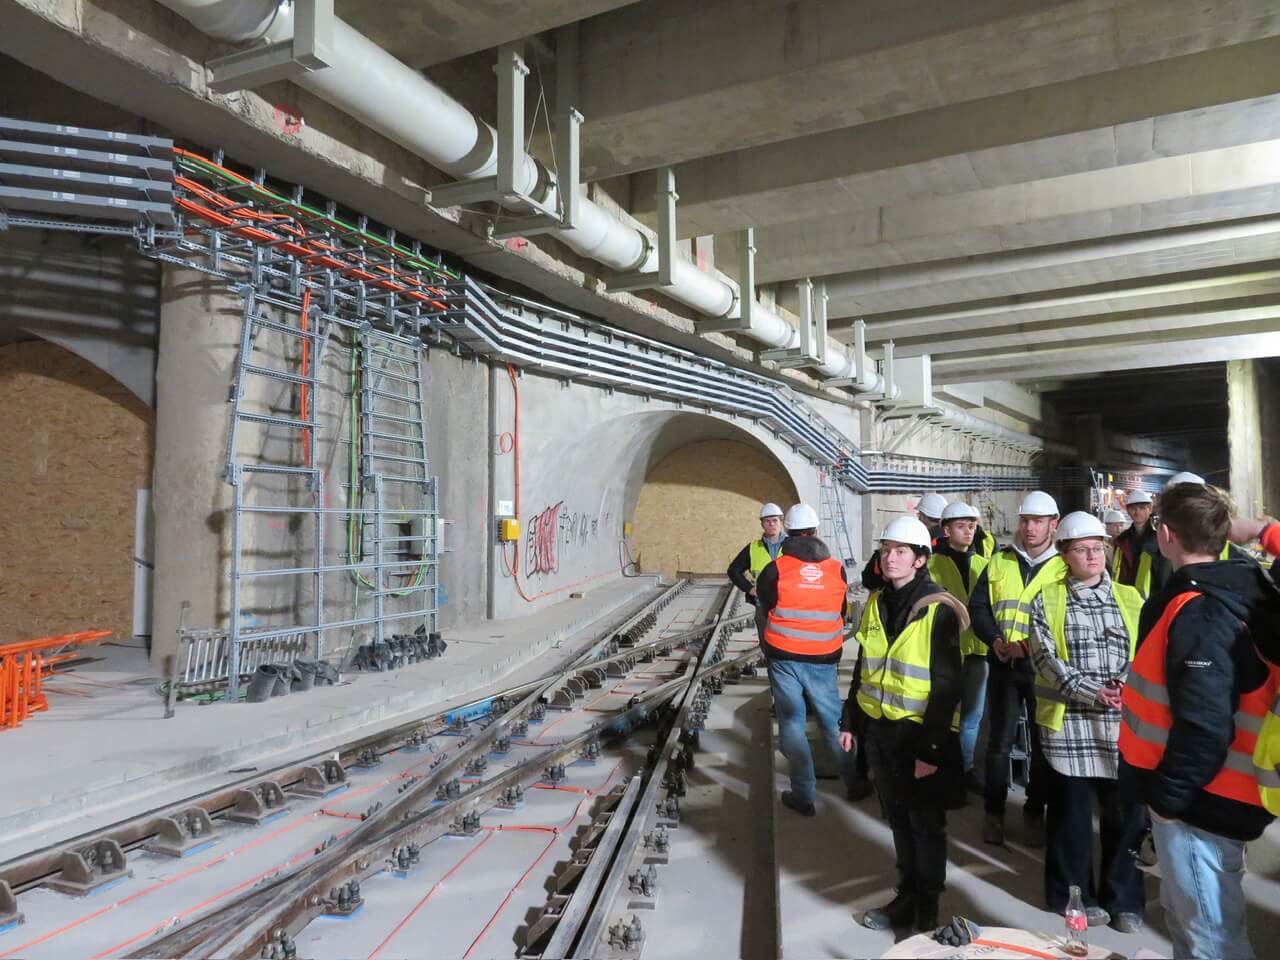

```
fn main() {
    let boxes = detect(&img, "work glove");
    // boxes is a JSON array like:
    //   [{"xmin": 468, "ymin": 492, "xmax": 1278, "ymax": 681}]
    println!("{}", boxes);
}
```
[{"xmin": 931, "ymin": 916, "xmax": 982, "ymax": 947}]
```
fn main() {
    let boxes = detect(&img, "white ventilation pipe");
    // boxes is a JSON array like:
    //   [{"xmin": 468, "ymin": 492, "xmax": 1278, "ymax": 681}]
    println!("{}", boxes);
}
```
[{"xmin": 159, "ymin": 0, "xmax": 885, "ymax": 389}]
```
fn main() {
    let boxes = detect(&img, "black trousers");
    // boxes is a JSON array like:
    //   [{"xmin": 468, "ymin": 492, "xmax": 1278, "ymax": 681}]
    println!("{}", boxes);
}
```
[
  {"xmin": 1044, "ymin": 765, "xmax": 1146, "ymax": 915},
  {"xmin": 984, "ymin": 663, "xmax": 1048, "ymax": 817},
  {"xmin": 864, "ymin": 717, "xmax": 955, "ymax": 898}
]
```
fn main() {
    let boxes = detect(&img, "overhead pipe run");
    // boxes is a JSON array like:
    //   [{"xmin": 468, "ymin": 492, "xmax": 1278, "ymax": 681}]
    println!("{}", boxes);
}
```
[{"xmin": 159, "ymin": 0, "xmax": 888, "ymax": 392}]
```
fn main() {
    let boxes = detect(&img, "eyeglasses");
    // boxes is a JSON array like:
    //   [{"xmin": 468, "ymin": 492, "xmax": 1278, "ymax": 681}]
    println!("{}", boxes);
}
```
[
  {"xmin": 1150, "ymin": 515, "xmax": 1162, "ymax": 531},
  {"xmin": 1067, "ymin": 544, "xmax": 1107, "ymax": 558}
]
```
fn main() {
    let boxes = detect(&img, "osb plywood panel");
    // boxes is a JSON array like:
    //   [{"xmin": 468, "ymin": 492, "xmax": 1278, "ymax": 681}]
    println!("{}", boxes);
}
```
[
  {"xmin": 0, "ymin": 341, "xmax": 154, "ymax": 644},
  {"xmin": 633, "ymin": 439, "xmax": 798, "ymax": 579}
]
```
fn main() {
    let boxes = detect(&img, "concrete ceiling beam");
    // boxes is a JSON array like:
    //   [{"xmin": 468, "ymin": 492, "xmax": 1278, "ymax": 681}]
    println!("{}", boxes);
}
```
[
  {"xmin": 932, "ymin": 324, "xmax": 1280, "ymax": 383},
  {"xmin": 338, "ymin": 0, "xmax": 641, "ymax": 69},
  {"xmin": 752, "ymin": 139, "xmax": 1280, "ymax": 291},
  {"xmin": 578, "ymin": 0, "xmax": 1280, "ymax": 181},
  {"xmin": 627, "ymin": 45, "xmax": 1280, "ymax": 238}
]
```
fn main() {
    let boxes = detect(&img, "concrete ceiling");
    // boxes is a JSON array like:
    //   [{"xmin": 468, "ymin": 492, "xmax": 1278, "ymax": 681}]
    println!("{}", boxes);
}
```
[{"xmin": 4, "ymin": 0, "xmax": 1280, "ymax": 395}]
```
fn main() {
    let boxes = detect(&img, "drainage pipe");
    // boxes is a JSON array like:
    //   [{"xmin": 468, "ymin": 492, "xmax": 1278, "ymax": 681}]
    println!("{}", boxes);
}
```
[{"xmin": 158, "ymin": 0, "xmax": 886, "ymax": 389}]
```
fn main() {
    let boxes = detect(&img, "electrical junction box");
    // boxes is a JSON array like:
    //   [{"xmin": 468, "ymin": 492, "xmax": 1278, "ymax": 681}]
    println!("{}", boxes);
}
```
[{"xmin": 498, "ymin": 518, "xmax": 520, "ymax": 542}]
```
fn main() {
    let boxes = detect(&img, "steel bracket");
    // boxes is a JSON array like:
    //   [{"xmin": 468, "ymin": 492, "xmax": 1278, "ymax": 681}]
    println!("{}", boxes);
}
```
[
  {"xmin": 207, "ymin": 0, "xmax": 335, "ymax": 93},
  {"xmin": 433, "ymin": 44, "xmax": 581, "ymax": 236},
  {"xmin": 698, "ymin": 227, "xmax": 755, "ymax": 333},
  {"xmin": 761, "ymin": 279, "xmax": 828, "ymax": 368},
  {"xmin": 603, "ymin": 167, "xmax": 678, "ymax": 292}
]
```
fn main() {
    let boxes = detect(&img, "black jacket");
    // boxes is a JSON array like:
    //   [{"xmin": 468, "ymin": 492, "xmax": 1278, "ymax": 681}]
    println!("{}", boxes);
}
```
[
  {"xmin": 1121, "ymin": 558, "xmax": 1280, "ymax": 842},
  {"xmin": 1114, "ymin": 522, "xmax": 1157, "ymax": 586},
  {"xmin": 726, "ymin": 536, "xmax": 785, "ymax": 601},
  {"xmin": 931, "ymin": 541, "xmax": 977, "ymax": 591},
  {"xmin": 861, "ymin": 523, "xmax": 944, "ymax": 591},
  {"xmin": 968, "ymin": 547, "xmax": 1058, "ymax": 674},
  {"xmin": 841, "ymin": 568, "xmax": 963, "ymax": 767},
  {"xmin": 756, "ymin": 535, "xmax": 848, "ymax": 664}
]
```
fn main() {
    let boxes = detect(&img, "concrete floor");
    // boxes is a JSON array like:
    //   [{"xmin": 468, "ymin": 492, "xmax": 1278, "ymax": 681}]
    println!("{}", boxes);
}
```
[{"xmin": 0, "ymin": 576, "xmax": 664, "ymax": 864}]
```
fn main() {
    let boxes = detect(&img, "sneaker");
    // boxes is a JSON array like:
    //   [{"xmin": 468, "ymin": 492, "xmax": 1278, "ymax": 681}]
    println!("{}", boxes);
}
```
[
  {"xmin": 1022, "ymin": 810, "xmax": 1046, "ymax": 848},
  {"xmin": 1085, "ymin": 906, "xmax": 1111, "ymax": 927},
  {"xmin": 1111, "ymin": 912, "xmax": 1143, "ymax": 934},
  {"xmin": 780, "ymin": 790, "xmax": 816, "ymax": 817},
  {"xmin": 862, "ymin": 891, "xmax": 916, "ymax": 930},
  {"xmin": 982, "ymin": 813, "xmax": 1005, "ymax": 846},
  {"xmin": 914, "ymin": 897, "xmax": 939, "ymax": 932},
  {"xmin": 845, "ymin": 778, "xmax": 874, "ymax": 802}
]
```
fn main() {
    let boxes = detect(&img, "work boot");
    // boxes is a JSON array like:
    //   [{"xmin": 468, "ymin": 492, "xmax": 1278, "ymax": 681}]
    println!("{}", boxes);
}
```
[
  {"xmin": 982, "ymin": 813, "xmax": 1005, "ymax": 846},
  {"xmin": 914, "ymin": 896, "xmax": 940, "ymax": 932},
  {"xmin": 964, "ymin": 769, "xmax": 983, "ymax": 794},
  {"xmin": 1111, "ymin": 912, "xmax": 1143, "ymax": 934},
  {"xmin": 780, "ymin": 791, "xmax": 816, "ymax": 817},
  {"xmin": 1022, "ymin": 809, "xmax": 1046, "ymax": 848},
  {"xmin": 862, "ymin": 890, "xmax": 916, "ymax": 930},
  {"xmin": 845, "ymin": 778, "xmax": 874, "ymax": 802}
]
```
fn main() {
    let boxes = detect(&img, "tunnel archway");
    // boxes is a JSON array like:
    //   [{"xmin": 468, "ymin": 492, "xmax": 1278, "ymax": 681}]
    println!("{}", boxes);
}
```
[{"xmin": 629, "ymin": 415, "xmax": 800, "ymax": 579}]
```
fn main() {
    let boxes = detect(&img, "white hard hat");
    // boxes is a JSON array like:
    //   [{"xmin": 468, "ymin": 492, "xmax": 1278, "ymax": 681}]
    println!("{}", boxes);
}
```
[
  {"xmin": 1056, "ymin": 511, "xmax": 1109, "ymax": 542},
  {"xmin": 1165, "ymin": 471, "xmax": 1206, "ymax": 488},
  {"xmin": 1103, "ymin": 509, "xmax": 1129, "ymax": 525},
  {"xmin": 759, "ymin": 502, "xmax": 784, "ymax": 519},
  {"xmin": 1017, "ymin": 491, "xmax": 1059, "ymax": 517},
  {"xmin": 1126, "ymin": 490, "xmax": 1153, "ymax": 506},
  {"xmin": 783, "ymin": 503, "xmax": 820, "ymax": 531},
  {"xmin": 941, "ymin": 501, "xmax": 980, "ymax": 521},
  {"xmin": 878, "ymin": 515, "xmax": 933, "ymax": 549},
  {"xmin": 916, "ymin": 493, "xmax": 948, "ymax": 519}
]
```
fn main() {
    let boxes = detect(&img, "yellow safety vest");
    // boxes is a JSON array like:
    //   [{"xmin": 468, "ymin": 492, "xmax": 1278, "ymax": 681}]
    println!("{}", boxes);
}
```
[
  {"xmin": 988, "ymin": 550, "xmax": 1067, "ymax": 645},
  {"xmin": 977, "ymin": 529, "xmax": 996, "ymax": 558},
  {"xmin": 855, "ymin": 595, "xmax": 959, "ymax": 730},
  {"xmin": 1252, "ymin": 694, "xmax": 1280, "ymax": 815},
  {"xmin": 1032, "ymin": 577, "xmax": 1142, "ymax": 731},
  {"xmin": 927, "ymin": 552, "xmax": 988, "ymax": 658},
  {"xmin": 1116, "ymin": 542, "xmax": 1232, "ymax": 599},
  {"xmin": 747, "ymin": 539, "xmax": 777, "ymax": 580}
]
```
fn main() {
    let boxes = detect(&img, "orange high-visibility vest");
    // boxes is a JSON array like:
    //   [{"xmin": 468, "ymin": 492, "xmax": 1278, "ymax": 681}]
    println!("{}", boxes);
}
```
[
  {"xmin": 1120, "ymin": 591, "xmax": 1278, "ymax": 808},
  {"xmin": 763, "ymin": 554, "xmax": 846, "ymax": 657}
]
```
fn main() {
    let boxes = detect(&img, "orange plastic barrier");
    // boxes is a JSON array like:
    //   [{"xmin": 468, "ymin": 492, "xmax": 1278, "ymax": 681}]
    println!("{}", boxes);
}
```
[{"xmin": 0, "ymin": 630, "xmax": 111, "ymax": 730}]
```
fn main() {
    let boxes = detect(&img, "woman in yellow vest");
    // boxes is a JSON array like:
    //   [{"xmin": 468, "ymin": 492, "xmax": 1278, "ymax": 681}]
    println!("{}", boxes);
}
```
[
  {"xmin": 840, "ymin": 515, "xmax": 967, "ymax": 934},
  {"xmin": 726, "ymin": 502, "xmax": 787, "ymax": 638},
  {"xmin": 1026, "ymin": 512, "xmax": 1146, "ymax": 934},
  {"xmin": 927, "ymin": 501, "xmax": 987, "ymax": 798}
]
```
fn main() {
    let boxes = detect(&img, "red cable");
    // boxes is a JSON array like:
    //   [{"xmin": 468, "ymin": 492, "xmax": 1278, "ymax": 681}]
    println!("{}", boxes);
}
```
[{"xmin": 461, "ymin": 833, "xmax": 559, "ymax": 960}]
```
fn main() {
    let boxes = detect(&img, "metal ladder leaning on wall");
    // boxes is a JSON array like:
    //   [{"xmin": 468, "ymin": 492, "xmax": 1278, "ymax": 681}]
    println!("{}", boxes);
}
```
[{"xmin": 819, "ymin": 461, "xmax": 858, "ymax": 566}]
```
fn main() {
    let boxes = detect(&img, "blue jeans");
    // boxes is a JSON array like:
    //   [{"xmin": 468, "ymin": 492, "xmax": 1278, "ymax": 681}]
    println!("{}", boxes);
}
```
[
  {"xmin": 959, "ymin": 654, "xmax": 988, "ymax": 772},
  {"xmin": 768, "ymin": 658, "xmax": 844, "ymax": 807},
  {"xmin": 1150, "ymin": 817, "xmax": 1253, "ymax": 959}
]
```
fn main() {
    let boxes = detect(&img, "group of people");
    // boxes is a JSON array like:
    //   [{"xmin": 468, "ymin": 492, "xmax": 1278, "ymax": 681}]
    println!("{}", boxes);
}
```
[{"xmin": 729, "ymin": 482, "xmax": 1280, "ymax": 957}]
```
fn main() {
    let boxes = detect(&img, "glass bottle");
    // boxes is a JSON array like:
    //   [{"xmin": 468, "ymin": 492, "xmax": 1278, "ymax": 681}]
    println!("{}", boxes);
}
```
[{"xmin": 1063, "ymin": 884, "xmax": 1088, "ymax": 957}]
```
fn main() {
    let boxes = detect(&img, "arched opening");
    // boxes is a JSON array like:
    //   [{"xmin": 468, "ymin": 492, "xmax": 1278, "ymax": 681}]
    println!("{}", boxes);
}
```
[
  {"xmin": 0, "ymin": 339, "xmax": 155, "ymax": 644},
  {"xmin": 632, "ymin": 420, "xmax": 799, "ymax": 579}
]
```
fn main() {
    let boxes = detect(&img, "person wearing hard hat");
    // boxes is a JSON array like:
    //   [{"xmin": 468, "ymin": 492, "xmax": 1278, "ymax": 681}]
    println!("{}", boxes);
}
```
[
  {"xmin": 861, "ymin": 493, "xmax": 947, "ymax": 591},
  {"xmin": 727, "ymin": 502, "xmax": 787, "ymax": 637},
  {"xmin": 1102, "ymin": 510, "xmax": 1129, "ymax": 569},
  {"xmin": 927, "ymin": 501, "xmax": 989, "ymax": 800},
  {"xmin": 1112, "ymin": 489, "xmax": 1156, "ymax": 596},
  {"xmin": 1118, "ymin": 482, "xmax": 1280, "ymax": 959},
  {"xmin": 967, "ymin": 490, "xmax": 1063, "ymax": 847},
  {"xmin": 1026, "ymin": 512, "xmax": 1146, "ymax": 933},
  {"xmin": 755, "ymin": 503, "xmax": 849, "ymax": 819},
  {"xmin": 841, "ymin": 515, "xmax": 967, "ymax": 933}
]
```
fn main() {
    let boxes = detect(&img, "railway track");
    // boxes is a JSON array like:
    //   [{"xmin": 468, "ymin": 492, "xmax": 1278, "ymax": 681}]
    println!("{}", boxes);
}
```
[{"xmin": 0, "ymin": 579, "xmax": 761, "ymax": 960}]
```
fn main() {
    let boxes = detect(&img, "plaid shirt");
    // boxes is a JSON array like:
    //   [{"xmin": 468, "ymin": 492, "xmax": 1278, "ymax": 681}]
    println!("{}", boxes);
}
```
[{"xmin": 1029, "ymin": 573, "xmax": 1131, "ymax": 780}]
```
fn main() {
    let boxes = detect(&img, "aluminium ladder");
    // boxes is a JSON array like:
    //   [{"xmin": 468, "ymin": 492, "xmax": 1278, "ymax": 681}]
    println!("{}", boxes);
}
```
[{"xmin": 819, "ymin": 462, "xmax": 858, "ymax": 566}]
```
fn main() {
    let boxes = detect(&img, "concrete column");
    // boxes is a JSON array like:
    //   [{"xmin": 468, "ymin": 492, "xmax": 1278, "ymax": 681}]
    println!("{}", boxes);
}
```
[
  {"xmin": 1227, "ymin": 359, "xmax": 1266, "ymax": 517},
  {"xmin": 150, "ymin": 267, "xmax": 242, "ymax": 665}
]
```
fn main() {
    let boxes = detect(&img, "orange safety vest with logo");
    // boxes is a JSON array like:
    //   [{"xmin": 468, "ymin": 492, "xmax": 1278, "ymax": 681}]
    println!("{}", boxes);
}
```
[
  {"xmin": 1120, "ymin": 591, "xmax": 1280, "ymax": 808},
  {"xmin": 763, "ymin": 554, "xmax": 846, "ymax": 657}
]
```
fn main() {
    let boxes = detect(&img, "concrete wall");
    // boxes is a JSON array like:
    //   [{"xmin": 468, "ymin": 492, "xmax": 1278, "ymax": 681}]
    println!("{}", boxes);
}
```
[
  {"xmin": 633, "ymin": 438, "xmax": 799, "ymax": 578},
  {"xmin": 0, "ymin": 340, "xmax": 153, "ymax": 643}
]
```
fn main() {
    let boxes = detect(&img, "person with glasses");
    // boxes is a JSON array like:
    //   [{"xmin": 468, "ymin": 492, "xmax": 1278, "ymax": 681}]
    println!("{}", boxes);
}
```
[{"xmin": 1026, "ymin": 512, "xmax": 1146, "ymax": 933}]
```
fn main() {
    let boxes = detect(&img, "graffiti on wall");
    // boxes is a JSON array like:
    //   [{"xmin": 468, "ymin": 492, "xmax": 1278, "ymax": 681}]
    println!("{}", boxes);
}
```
[{"xmin": 525, "ymin": 500, "xmax": 604, "ymax": 576}]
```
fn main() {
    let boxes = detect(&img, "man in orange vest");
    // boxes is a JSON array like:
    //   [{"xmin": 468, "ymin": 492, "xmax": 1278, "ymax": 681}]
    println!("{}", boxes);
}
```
[
  {"xmin": 1119, "ymin": 483, "xmax": 1280, "ymax": 959},
  {"xmin": 756, "ymin": 502, "xmax": 849, "ymax": 817}
]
